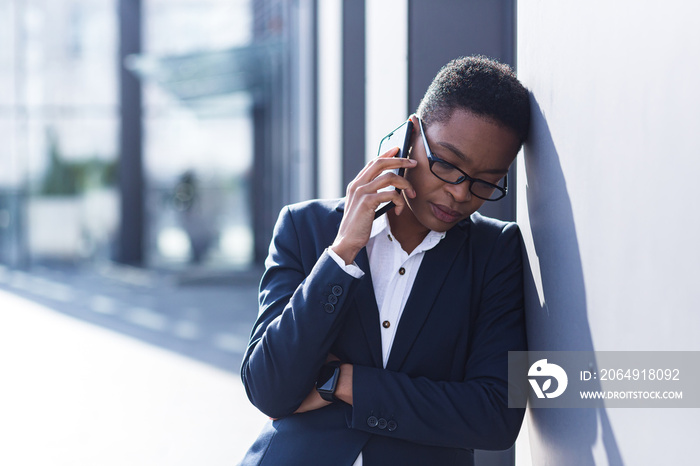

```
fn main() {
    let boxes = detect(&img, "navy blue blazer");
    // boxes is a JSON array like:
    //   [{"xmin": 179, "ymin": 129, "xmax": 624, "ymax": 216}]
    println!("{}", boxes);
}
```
[{"xmin": 240, "ymin": 198, "xmax": 527, "ymax": 466}]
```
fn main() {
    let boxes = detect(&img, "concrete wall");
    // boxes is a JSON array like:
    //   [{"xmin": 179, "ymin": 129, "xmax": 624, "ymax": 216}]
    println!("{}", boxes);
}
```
[{"xmin": 516, "ymin": 1, "xmax": 700, "ymax": 464}]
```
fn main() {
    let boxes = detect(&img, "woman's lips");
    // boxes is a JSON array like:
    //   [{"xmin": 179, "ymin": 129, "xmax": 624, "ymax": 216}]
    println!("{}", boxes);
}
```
[{"xmin": 430, "ymin": 203, "xmax": 462, "ymax": 223}]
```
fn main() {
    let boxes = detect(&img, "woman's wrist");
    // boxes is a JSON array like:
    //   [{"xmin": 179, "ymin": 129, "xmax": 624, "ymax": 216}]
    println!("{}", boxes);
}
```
[{"xmin": 335, "ymin": 363, "xmax": 354, "ymax": 405}]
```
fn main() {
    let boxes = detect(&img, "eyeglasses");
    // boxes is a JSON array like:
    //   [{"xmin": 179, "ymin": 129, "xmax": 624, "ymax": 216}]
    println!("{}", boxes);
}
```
[{"xmin": 417, "ymin": 117, "xmax": 508, "ymax": 201}]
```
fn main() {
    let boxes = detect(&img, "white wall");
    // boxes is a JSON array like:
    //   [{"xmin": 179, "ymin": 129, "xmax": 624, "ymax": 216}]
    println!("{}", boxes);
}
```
[{"xmin": 516, "ymin": 1, "xmax": 700, "ymax": 464}]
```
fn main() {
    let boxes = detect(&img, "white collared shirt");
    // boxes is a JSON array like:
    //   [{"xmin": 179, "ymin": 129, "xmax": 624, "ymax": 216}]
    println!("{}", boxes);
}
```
[
  {"xmin": 327, "ymin": 214, "xmax": 447, "ymax": 466},
  {"xmin": 365, "ymin": 214, "xmax": 446, "ymax": 367}
]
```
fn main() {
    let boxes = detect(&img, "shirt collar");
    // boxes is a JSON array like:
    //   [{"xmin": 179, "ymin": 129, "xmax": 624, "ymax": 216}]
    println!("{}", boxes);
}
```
[
  {"xmin": 369, "ymin": 213, "xmax": 447, "ymax": 253},
  {"xmin": 370, "ymin": 212, "xmax": 390, "ymax": 239}
]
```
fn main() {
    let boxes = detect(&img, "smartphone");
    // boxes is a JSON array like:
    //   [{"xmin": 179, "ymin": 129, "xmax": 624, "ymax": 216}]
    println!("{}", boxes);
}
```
[{"xmin": 374, "ymin": 119, "xmax": 414, "ymax": 218}]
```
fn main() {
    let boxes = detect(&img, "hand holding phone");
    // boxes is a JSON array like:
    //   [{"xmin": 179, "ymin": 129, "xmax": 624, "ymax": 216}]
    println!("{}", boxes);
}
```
[
  {"xmin": 374, "ymin": 119, "xmax": 414, "ymax": 218},
  {"xmin": 330, "ymin": 119, "xmax": 416, "ymax": 265}
]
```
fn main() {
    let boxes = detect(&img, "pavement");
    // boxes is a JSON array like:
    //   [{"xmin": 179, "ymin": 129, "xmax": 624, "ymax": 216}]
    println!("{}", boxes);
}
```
[{"xmin": 0, "ymin": 262, "xmax": 269, "ymax": 466}]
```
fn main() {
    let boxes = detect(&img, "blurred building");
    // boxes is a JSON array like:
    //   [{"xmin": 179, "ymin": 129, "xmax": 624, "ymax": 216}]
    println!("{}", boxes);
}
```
[
  {"xmin": 0, "ymin": 0, "xmax": 516, "ymax": 275},
  {"xmin": 0, "ymin": 0, "xmax": 120, "ymax": 266},
  {"xmin": 0, "ymin": 0, "xmax": 256, "ymax": 269}
]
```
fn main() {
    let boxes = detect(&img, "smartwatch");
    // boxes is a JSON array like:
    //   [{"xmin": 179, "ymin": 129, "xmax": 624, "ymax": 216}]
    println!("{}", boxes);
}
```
[{"xmin": 316, "ymin": 361, "xmax": 343, "ymax": 402}]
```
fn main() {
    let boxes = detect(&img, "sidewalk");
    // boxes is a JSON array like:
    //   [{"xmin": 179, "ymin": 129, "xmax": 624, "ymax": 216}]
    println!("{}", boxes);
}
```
[{"xmin": 0, "ymin": 265, "xmax": 268, "ymax": 466}]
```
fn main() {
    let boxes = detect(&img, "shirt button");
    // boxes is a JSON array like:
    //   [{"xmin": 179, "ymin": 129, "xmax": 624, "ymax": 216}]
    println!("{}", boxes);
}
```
[
  {"xmin": 382, "ymin": 320, "xmax": 390, "ymax": 329},
  {"xmin": 367, "ymin": 416, "xmax": 379, "ymax": 428},
  {"xmin": 398, "ymin": 267, "xmax": 405, "ymax": 275}
]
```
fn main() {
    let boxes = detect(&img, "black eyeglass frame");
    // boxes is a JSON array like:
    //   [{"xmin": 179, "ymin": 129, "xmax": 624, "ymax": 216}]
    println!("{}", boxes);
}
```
[{"xmin": 417, "ymin": 117, "xmax": 508, "ymax": 202}]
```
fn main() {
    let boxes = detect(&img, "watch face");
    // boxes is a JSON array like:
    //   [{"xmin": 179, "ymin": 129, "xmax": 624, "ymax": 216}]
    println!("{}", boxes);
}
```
[{"xmin": 317, "ymin": 365, "xmax": 339, "ymax": 393}]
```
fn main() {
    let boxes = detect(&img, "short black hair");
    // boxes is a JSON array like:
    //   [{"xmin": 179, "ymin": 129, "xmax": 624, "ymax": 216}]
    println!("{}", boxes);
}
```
[{"xmin": 417, "ymin": 55, "xmax": 530, "ymax": 143}]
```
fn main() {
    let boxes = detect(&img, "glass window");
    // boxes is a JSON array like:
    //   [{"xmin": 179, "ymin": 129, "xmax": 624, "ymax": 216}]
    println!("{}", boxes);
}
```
[
  {"xmin": 0, "ymin": 0, "xmax": 119, "ymax": 265},
  {"xmin": 143, "ymin": 0, "xmax": 254, "ymax": 268}
]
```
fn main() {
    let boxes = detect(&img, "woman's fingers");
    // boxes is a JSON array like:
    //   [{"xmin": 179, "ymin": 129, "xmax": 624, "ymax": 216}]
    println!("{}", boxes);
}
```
[
  {"xmin": 350, "ymin": 184, "xmax": 411, "ymax": 217},
  {"xmin": 353, "ymin": 146, "xmax": 399, "ymax": 180},
  {"xmin": 354, "ymin": 171, "xmax": 415, "ymax": 199},
  {"xmin": 331, "ymin": 149, "xmax": 416, "ymax": 264},
  {"xmin": 378, "ymin": 146, "xmax": 401, "ymax": 158},
  {"xmin": 352, "ymin": 152, "xmax": 415, "ymax": 186}
]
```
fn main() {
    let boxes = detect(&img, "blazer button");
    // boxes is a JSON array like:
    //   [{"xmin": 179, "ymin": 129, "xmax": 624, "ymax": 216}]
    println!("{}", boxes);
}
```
[
  {"xmin": 328, "ymin": 294, "xmax": 338, "ymax": 305},
  {"xmin": 367, "ymin": 416, "xmax": 378, "ymax": 428},
  {"xmin": 324, "ymin": 303, "xmax": 335, "ymax": 313},
  {"xmin": 331, "ymin": 285, "xmax": 343, "ymax": 296},
  {"xmin": 387, "ymin": 420, "xmax": 397, "ymax": 432},
  {"xmin": 377, "ymin": 418, "xmax": 387, "ymax": 429}
]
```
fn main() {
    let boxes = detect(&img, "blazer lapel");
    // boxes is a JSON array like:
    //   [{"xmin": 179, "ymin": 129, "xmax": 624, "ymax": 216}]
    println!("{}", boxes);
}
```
[
  {"xmin": 353, "ymin": 248, "xmax": 384, "ymax": 368},
  {"xmin": 385, "ymin": 223, "xmax": 470, "ymax": 372}
]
